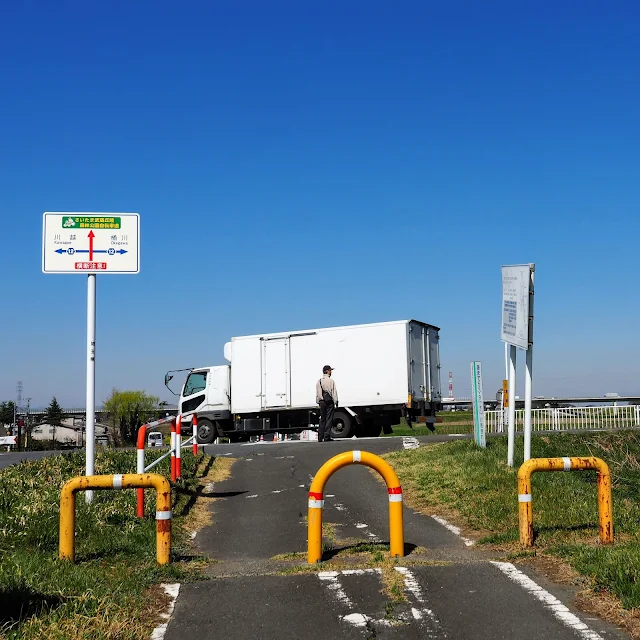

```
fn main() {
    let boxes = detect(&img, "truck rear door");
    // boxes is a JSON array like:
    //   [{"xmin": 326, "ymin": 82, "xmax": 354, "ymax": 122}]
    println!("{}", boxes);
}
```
[
  {"xmin": 409, "ymin": 323, "xmax": 428, "ymax": 402},
  {"xmin": 261, "ymin": 338, "xmax": 290, "ymax": 408},
  {"xmin": 408, "ymin": 322, "xmax": 442, "ymax": 403}
]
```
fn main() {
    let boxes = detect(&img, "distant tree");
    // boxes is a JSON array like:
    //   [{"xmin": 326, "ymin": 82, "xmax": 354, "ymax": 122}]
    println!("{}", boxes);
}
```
[
  {"xmin": 45, "ymin": 397, "xmax": 65, "ymax": 448},
  {"xmin": 0, "ymin": 401, "xmax": 16, "ymax": 432},
  {"xmin": 103, "ymin": 389, "xmax": 160, "ymax": 445}
]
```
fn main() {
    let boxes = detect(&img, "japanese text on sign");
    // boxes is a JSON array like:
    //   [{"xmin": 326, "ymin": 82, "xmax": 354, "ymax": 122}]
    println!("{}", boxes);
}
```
[{"xmin": 62, "ymin": 216, "xmax": 122, "ymax": 230}]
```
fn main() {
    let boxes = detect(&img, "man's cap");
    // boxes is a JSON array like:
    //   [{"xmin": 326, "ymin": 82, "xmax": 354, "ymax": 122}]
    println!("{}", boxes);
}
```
[{"xmin": 322, "ymin": 365, "xmax": 334, "ymax": 373}]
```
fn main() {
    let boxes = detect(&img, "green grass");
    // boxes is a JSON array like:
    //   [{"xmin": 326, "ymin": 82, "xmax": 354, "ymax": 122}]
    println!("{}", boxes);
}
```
[
  {"xmin": 0, "ymin": 449, "xmax": 208, "ymax": 639},
  {"xmin": 385, "ymin": 412, "xmax": 473, "ymax": 437},
  {"xmin": 385, "ymin": 431, "xmax": 640, "ymax": 608}
]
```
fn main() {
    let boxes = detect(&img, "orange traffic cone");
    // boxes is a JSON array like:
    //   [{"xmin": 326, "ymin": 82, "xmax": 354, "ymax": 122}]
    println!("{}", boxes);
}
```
[{"xmin": 260, "ymin": 434, "xmax": 264, "ymax": 442}]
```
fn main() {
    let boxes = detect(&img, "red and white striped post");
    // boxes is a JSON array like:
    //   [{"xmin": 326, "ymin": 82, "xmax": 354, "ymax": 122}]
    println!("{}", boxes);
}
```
[
  {"xmin": 136, "ymin": 426, "xmax": 147, "ymax": 518},
  {"xmin": 192, "ymin": 414, "xmax": 198, "ymax": 455},
  {"xmin": 175, "ymin": 414, "xmax": 182, "ymax": 480},
  {"xmin": 170, "ymin": 418, "xmax": 177, "ymax": 482},
  {"xmin": 136, "ymin": 415, "xmax": 175, "ymax": 518}
]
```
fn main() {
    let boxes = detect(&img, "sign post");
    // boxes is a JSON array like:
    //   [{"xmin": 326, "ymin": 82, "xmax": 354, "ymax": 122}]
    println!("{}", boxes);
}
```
[
  {"xmin": 501, "ymin": 263, "xmax": 535, "ymax": 466},
  {"xmin": 502, "ymin": 378, "xmax": 508, "ymax": 433},
  {"xmin": 43, "ymin": 213, "xmax": 140, "ymax": 502},
  {"xmin": 470, "ymin": 361, "xmax": 486, "ymax": 448}
]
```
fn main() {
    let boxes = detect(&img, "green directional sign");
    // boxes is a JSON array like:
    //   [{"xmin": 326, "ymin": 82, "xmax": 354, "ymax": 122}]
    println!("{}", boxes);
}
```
[{"xmin": 61, "ymin": 215, "xmax": 122, "ymax": 230}]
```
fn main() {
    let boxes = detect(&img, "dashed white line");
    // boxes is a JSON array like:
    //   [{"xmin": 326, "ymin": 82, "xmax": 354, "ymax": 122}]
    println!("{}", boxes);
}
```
[
  {"xmin": 431, "ymin": 515, "xmax": 475, "ymax": 546},
  {"xmin": 246, "ymin": 494, "xmax": 258, "ymax": 499},
  {"xmin": 491, "ymin": 562, "xmax": 605, "ymax": 640}
]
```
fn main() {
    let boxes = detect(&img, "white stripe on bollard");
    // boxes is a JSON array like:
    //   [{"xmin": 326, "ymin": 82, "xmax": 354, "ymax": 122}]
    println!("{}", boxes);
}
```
[
  {"xmin": 113, "ymin": 474, "xmax": 123, "ymax": 489},
  {"xmin": 518, "ymin": 493, "xmax": 532, "ymax": 502},
  {"xmin": 562, "ymin": 457, "xmax": 571, "ymax": 471},
  {"xmin": 352, "ymin": 451, "xmax": 361, "ymax": 463},
  {"xmin": 156, "ymin": 511, "xmax": 172, "ymax": 520}
]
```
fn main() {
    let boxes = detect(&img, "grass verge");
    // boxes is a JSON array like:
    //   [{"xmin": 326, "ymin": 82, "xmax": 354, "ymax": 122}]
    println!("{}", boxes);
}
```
[
  {"xmin": 385, "ymin": 413, "xmax": 473, "ymax": 437},
  {"xmin": 0, "ymin": 449, "xmax": 224, "ymax": 639},
  {"xmin": 384, "ymin": 431, "xmax": 640, "ymax": 613}
]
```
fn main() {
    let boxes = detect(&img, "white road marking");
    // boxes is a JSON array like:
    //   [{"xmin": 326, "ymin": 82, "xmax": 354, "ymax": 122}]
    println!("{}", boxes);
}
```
[
  {"xmin": 355, "ymin": 523, "xmax": 368, "ymax": 529},
  {"xmin": 431, "ymin": 515, "xmax": 475, "ymax": 546},
  {"xmin": 150, "ymin": 583, "xmax": 181, "ymax": 640},
  {"xmin": 342, "ymin": 613, "xmax": 369, "ymax": 627},
  {"xmin": 491, "ymin": 562, "xmax": 605, "ymax": 640},
  {"xmin": 318, "ymin": 571, "xmax": 354, "ymax": 607},
  {"xmin": 334, "ymin": 502, "xmax": 347, "ymax": 512},
  {"xmin": 246, "ymin": 494, "xmax": 258, "ymax": 499},
  {"xmin": 402, "ymin": 437, "xmax": 420, "ymax": 450},
  {"xmin": 394, "ymin": 567, "xmax": 445, "ymax": 637}
]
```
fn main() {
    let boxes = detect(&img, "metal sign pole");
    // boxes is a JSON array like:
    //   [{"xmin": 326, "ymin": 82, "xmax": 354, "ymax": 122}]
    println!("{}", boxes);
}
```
[
  {"xmin": 523, "ymin": 266, "xmax": 535, "ymax": 461},
  {"xmin": 86, "ymin": 274, "xmax": 96, "ymax": 503},
  {"xmin": 507, "ymin": 345, "xmax": 517, "ymax": 467}
]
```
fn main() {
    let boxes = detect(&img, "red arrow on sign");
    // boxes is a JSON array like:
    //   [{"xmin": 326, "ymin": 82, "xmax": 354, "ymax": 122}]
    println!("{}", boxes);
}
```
[{"xmin": 88, "ymin": 230, "xmax": 95, "ymax": 261}]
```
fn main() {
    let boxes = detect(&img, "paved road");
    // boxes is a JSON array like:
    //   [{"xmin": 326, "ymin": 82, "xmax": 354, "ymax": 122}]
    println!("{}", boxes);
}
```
[
  {"xmin": 164, "ymin": 436, "xmax": 628, "ymax": 640},
  {"xmin": 0, "ymin": 448, "xmax": 76, "ymax": 469}
]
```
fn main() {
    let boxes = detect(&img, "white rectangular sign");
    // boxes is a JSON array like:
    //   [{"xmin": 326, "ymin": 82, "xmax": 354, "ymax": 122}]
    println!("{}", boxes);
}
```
[
  {"xmin": 470, "ymin": 361, "xmax": 486, "ymax": 448},
  {"xmin": 42, "ymin": 213, "xmax": 140, "ymax": 274},
  {"xmin": 0, "ymin": 436, "xmax": 17, "ymax": 445},
  {"xmin": 501, "ymin": 264, "xmax": 533, "ymax": 350}
]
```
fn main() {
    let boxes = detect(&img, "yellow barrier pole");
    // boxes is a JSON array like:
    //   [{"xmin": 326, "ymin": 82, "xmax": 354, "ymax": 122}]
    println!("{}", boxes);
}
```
[
  {"xmin": 518, "ymin": 456, "xmax": 613, "ymax": 548},
  {"xmin": 308, "ymin": 450, "xmax": 404, "ymax": 563},
  {"xmin": 60, "ymin": 473, "xmax": 172, "ymax": 564}
]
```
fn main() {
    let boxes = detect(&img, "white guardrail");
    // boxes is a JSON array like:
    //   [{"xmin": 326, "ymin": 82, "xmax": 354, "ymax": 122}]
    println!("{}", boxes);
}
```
[{"xmin": 485, "ymin": 405, "xmax": 640, "ymax": 434}]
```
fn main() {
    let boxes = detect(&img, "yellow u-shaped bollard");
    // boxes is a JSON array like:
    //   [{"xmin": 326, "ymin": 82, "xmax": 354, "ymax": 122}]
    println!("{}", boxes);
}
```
[
  {"xmin": 308, "ymin": 450, "xmax": 404, "ymax": 563},
  {"xmin": 60, "ymin": 473, "xmax": 172, "ymax": 564},
  {"xmin": 518, "ymin": 457, "xmax": 614, "ymax": 547}
]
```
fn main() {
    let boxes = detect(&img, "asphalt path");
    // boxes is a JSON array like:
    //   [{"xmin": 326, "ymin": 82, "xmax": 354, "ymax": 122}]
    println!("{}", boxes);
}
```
[
  {"xmin": 164, "ymin": 436, "xmax": 628, "ymax": 640},
  {"xmin": 0, "ymin": 448, "xmax": 76, "ymax": 469}
]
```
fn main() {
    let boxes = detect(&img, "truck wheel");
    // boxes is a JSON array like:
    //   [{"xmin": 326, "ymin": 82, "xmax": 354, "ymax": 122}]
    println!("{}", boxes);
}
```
[
  {"xmin": 331, "ymin": 410, "xmax": 354, "ymax": 439},
  {"xmin": 197, "ymin": 418, "xmax": 216, "ymax": 445}
]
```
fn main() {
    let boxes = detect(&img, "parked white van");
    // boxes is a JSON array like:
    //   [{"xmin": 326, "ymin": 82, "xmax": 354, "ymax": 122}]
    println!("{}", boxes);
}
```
[{"xmin": 147, "ymin": 431, "xmax": 163, "ymax": 447}]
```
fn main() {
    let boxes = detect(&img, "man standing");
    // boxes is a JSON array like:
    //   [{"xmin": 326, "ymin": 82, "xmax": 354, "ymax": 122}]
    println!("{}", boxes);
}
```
[{"xmin": 316, "ymin": 365, "xmax": 338, "ymax": 442}]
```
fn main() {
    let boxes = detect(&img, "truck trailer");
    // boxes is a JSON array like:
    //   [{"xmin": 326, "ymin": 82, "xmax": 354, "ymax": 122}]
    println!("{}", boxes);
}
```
[{"xmin": 165, "ymin": 320, "xmax": 442, "ymax": 443}]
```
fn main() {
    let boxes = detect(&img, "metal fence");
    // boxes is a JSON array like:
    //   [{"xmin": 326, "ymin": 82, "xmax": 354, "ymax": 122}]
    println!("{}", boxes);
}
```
[{"xmin": 485, "ymin": 405, "xmax": 640, "ymax": 434}]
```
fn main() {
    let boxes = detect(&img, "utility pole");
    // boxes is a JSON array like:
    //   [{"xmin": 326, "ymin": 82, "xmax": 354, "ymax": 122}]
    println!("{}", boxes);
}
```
[
  {"xmin": 16, "ymin": 381, "xmax": 23, "ymax": 452},
  {"xmin": 25, "ymin": 397, "xmax": 32, "ymax": 449}
]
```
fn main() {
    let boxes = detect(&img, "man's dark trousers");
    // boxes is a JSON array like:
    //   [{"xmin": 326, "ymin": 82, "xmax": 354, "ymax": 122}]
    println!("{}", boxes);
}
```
[{"xmin": 318, "ymin": 401, "xmax": 335, "ymax": 441}]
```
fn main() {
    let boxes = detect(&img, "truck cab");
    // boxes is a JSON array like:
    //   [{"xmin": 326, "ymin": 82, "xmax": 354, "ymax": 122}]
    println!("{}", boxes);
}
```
[{"xmin": 179, "ymin": 366, "xmax": 232, "ymax": 443}]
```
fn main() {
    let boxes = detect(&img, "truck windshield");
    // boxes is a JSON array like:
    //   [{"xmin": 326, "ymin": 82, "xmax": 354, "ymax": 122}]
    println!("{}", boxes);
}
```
[{"xmin": 183, "ymin": 371, "xmax": 207, "ymax": 396}]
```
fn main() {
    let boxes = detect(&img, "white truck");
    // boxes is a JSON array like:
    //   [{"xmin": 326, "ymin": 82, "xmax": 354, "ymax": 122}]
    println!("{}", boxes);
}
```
[{"xmin": 165, "ymin": 320, "xmax": 442, "ymax": 444}]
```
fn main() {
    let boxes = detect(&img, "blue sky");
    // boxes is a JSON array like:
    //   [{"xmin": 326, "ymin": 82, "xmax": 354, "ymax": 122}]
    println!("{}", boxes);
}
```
[{"xmin": 1, "ymin": 1, "xmax": 639, "ymax": 407}]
